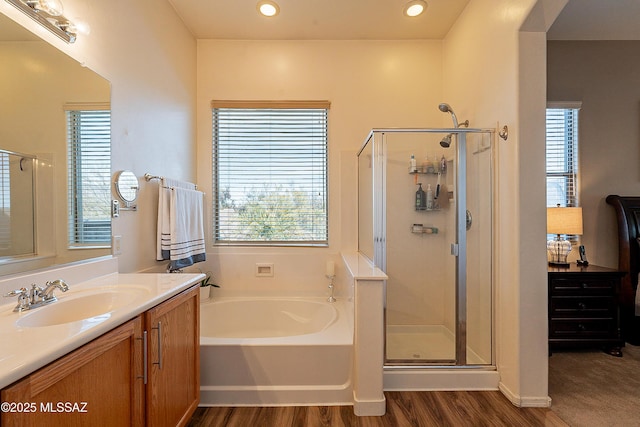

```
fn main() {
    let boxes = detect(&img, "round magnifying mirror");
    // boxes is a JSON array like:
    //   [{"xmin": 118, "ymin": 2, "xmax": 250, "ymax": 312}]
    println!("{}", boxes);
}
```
[{"xmin": 115, "ymin": 170, "xmax": 139, "ymax": 207}]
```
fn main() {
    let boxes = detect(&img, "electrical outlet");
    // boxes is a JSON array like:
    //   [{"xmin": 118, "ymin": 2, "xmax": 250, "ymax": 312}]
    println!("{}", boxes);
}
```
[{"xmin": 112, "ymin": 235, "xmax": 122, "ymax": 255}]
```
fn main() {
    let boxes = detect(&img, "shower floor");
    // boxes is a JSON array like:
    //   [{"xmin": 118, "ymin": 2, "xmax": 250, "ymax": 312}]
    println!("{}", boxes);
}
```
[
  {"xmin": 386, "ymin": 325, "xmax": 455, "ymax": 362},
  {"xmin": 386, "ymin": 325, "xmax": 488, "ymax": 364}
]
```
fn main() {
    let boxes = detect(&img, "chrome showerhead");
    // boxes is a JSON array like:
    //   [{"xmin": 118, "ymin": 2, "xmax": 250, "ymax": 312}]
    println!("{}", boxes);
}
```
[
  {"xmin": 438, "ymin": 103, "xmax": 452, "ymax": 113},
  {"xmin": 440, "ymin": 134, "xmax": 452, "ymax": 148},
  {"xmin": 438, "ymin": 103, "xmax": 459, "ymax": 128}
]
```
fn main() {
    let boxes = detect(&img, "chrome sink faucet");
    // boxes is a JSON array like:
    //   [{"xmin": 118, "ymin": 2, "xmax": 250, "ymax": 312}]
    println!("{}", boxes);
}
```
[{"xmin": 3, "ymin": 279, "xmax": 69, "ymax": 312}]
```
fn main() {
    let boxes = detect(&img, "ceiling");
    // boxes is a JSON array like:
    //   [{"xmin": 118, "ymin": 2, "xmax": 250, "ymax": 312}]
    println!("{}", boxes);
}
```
[
  {"xmin": 548, "ymin": 0, "xmax": 640, "ymax": 40},
  {"xmin": 3, "ymin": 1, "xmax": 638, "ymax": 43},
  {"xmin": 166, "ymin": 0, "xmax": 640, "ymax": 41},
  {"xmin": 167, "ymin": 0, "xmax": 470, "ymax": 40}
]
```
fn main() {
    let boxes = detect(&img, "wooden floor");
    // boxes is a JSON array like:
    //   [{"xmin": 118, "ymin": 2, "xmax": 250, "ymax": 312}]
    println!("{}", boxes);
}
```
[{"xmin": 187, "ymin": 391, "xmax": 568, "ymax": 427}]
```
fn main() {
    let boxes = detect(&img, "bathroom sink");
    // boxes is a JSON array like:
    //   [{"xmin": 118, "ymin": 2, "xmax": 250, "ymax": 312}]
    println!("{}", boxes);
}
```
[{"xmin": 15, "ymin": 287, "xmax": 149, "ymax": 328}]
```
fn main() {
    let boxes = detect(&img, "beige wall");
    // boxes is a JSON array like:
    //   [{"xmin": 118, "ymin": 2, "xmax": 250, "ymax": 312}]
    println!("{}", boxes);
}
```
[
  {"xmin": 196, "ymin": 40, "xmax": 445, "ymax": 293},
  {"xmin": 444, "ymin": 0, "xmax": 561, "ymax": 406},
  {"xmin": 547, "ymin": 41, "xmax": 640, "ymax": 268},
  {"xmin": 0, "ymin": 0, "xmax": 197, "ymax": 274}
]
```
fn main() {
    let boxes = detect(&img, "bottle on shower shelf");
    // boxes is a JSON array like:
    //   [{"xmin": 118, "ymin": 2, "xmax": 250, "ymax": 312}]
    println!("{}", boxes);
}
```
[
  {"xmin": 440, "ymin": 155, "xmax": 447, "ymax": 174},
  {"xmin": 410, "ymin": 154, "xmax": 417, "ymax": 173},
  {"xmin": 426, "ymin": 184, "xmax": 434, "ymax": 210},
  {"xmin": 416, "ymin": 183, "xmax": 426, "ymax": 210}
]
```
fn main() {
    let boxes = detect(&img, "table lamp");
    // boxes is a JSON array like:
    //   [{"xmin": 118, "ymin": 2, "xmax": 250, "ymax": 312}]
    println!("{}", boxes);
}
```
[{"xmin": 547, "ymin": 205, "xmax": 583, "ymax": 267}]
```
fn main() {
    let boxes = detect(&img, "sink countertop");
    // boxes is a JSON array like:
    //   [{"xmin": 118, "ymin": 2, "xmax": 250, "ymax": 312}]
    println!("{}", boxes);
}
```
[{"xmin": 0, "ymin": 272, "xmax": 204, "ymax": 389}]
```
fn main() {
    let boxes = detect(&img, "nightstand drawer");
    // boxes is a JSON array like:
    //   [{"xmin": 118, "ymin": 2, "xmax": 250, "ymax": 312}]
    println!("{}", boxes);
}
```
[
  {"xmin": 550, "ymin": 296, "xmax": 615, "ymax": 318},
  {"xmin": 550, "ymin": 318, "xmax": 617, "ymax": 338},
  {"xmin": 550, "ymin": 278, "xmax": 616, "ymax": 296}
]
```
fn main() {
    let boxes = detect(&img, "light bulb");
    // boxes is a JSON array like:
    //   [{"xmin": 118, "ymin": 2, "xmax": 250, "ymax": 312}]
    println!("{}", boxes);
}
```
[
  {"xmin": 257, "ymin": 0, "xmax": 279, "ymax": 17},
  {"xmin": 38, "ymin": 0, "xmax": 64, "ymax": 16},
  {"xmin": 403, "ymin": 0, "xmax": 427, "ymax": 17},
  {"xmin": 66, "ymin": 19, "xmax": 91, "ymax": 35}
]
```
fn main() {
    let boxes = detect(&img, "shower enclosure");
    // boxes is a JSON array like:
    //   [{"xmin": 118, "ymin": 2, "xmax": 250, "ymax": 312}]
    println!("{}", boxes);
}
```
[{"xmin": 358, "ymin": 127, "xmax": 494, "ymax": 367}]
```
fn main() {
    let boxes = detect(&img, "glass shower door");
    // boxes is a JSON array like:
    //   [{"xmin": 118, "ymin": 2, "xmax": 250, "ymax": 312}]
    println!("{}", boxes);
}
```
[
  {"xmin": 378, "ymin": 129, "xmax": 493, "ymax": 366},
  {"xmin": 383, "ymin": 130, "xmax": 458, "ymax": 364}
]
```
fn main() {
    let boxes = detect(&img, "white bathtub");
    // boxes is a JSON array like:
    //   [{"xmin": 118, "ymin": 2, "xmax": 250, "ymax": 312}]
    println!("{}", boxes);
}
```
[{"xmin": 199, "ymin": 297, "xmax": 354, "ymax": 407}]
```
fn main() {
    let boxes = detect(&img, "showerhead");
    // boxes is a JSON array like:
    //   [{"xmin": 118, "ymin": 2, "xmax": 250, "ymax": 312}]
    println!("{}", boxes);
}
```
[
  {"xmin": 440, "ymin": 134, "xmax": 452, "ymax": 148},
  {"xmin": 438, "ymin": 103, "xmax": 459, "ymax": 128},
  {"xmin": 438, "ymin": 103, "xmax": 452, "ymax": 113}
]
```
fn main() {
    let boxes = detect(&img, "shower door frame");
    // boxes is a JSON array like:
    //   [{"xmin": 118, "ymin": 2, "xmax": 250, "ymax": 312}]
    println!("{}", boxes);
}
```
[{"xmin": 359, "ymin": 127, "xmax": 495, "ymax": 368}]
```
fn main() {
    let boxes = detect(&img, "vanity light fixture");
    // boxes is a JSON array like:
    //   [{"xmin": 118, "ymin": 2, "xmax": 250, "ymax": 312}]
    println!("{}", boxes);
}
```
[
  {"xmin": 403, "ymin": 0, "xmax": 427, "ymax": 17},
  {"xmin": 5, "ymin": 0, "xmax": 78, "ymax": 43},
  {"xmin": 257, "ymin": 0, "xmax": 279, "ymax": 17}
]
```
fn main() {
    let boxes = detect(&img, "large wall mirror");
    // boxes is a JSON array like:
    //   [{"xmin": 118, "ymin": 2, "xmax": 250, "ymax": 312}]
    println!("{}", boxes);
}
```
[{"xmin": 0, "ymin": 13, "xmax": 111, "ymax": 276}]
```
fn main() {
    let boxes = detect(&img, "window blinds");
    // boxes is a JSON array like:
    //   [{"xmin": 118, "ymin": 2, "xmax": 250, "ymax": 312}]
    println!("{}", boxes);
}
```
[
  {"xmin": 66, "ymin": 108, "xmax": 111, "ymax": 245},
  {"xmin": 546, "ymin": 108, "xmax": 579, "ymax": 208},
  {"xmin": 0, "ymin": 153, "xmax": 9, "ymax": 250},
  {"xmin": 212, "ymin": 102, "xmax": 329, "ymax": 245}
]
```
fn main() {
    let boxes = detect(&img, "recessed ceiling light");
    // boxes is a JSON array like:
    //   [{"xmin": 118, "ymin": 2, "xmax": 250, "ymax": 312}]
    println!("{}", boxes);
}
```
[
  {"xmin": 257, "ymin": 0, "xmax": 280, "ymax": 17},
  {"xmin": 403, "ymin": 0, "xmax": 427, "ymax": 17}
]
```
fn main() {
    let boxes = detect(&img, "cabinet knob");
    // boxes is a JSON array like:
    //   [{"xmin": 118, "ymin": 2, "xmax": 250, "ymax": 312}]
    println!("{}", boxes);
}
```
[
  {"xmin": 577, "ymin": 324, "xmax": 586, "ymax": 332},
  {"xmin": 581, "ymin": 282, "xmax": 588, "ymax": 289},
  {"xmin": 578, "ymin": 302, "xmax": 587, "ymax": 310}
]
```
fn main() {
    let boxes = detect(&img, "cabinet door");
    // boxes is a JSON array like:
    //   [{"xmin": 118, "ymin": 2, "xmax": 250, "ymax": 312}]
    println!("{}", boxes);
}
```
[
  {"xmin": 1, "ymin": 316, "xmax": 145, "ymax": 427},
  {"xmin": 145, "ymin": 285, "xmax": 199, "ymax": 427}
]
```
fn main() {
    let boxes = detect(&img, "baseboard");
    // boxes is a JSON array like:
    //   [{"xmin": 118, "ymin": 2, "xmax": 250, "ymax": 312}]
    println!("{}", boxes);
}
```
[
  {"xmin": 352, "ymin": 392, "xmax": 386, "ymax": 416},
  {"xmin": 200, "ymin": 386, "xmax": 352, "ymax": 407},
  {"xmin": 498, "ymin": 382, "xmax": 552, "ymax": 408},
  {"xmin": 384, "ymin": 369, "xmax": 500, "ymax": 391}
]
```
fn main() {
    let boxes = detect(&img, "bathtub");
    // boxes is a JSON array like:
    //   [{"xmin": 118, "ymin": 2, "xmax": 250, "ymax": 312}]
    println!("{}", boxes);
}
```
[{"xmin": 199, "ymin": 297, "xmax": 354, "ymax": 407}]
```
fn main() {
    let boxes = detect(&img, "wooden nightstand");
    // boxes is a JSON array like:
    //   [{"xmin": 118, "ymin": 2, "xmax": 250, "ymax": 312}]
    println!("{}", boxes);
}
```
[{"xmin": 548, "ymin": 264, "xmax": 626, "ymax": 356}]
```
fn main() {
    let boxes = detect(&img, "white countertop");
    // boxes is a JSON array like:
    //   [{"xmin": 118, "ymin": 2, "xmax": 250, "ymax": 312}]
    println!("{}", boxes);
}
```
[{"xmin": 0, "ymin": 272, "xmax": 204, "ymax": 389}]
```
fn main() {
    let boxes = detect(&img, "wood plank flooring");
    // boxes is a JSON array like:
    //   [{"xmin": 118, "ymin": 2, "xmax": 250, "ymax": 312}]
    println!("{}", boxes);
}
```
[{"xmin": 187, "ymin": 391, "xmax": 568, "ymax": 427}]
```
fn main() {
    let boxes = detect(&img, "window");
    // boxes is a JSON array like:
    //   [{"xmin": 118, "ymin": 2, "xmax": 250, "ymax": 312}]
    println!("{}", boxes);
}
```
[
  {"xmin": 66, "ymin": 105, "xmax": 111, "ymax": 246},
  {"xmin": 546, "ymin": 104, "xmax": 580, "ymax": 208},
  {"xmin": 212, "ymin": 101, "xmax": 329, "ymax": 245},
  {"xmin": 0, "ymin": 152, "xmax": 10, "ymax": 250}
]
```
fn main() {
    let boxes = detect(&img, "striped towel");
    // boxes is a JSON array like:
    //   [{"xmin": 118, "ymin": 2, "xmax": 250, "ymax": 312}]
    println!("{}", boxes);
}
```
[
  {"xmin": 167, "ymin": 187, "xmax": 206, "ymax": 271},
  {"xmin": 156, "ymin": 177, "xmax": 196, "ymax": 262}
]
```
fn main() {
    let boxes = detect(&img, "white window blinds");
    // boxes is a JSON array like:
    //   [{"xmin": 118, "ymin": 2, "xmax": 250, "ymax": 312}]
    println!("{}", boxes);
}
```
[
  {"xmin": 546, "ymin": 106, "xmax": 580, "ymax": 208},
  {"xmin": 212, "ymin": 101, "xmax": 329, "ymax": 245},
  {"xmin": 0, "ymin": 152, "xmax": 9, "ymax": 250},
  {"xmin": 66, "ymin": 106, "xmax": 111, "ymax": 245}
]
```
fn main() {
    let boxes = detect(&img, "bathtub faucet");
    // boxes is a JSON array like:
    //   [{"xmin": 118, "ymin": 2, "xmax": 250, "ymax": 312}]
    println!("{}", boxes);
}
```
[{"xmin": 326, "ymin": 274, "xmax": 336, "ymax": 303}]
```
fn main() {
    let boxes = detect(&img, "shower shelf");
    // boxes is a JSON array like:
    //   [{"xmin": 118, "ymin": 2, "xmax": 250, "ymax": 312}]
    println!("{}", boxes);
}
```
[
  {"xmin": 408, "ymin": 170, "xmax": 446, "ymax": 175},
  {"xmin": 410, "ymin": 225, "xmax": 439, "ymax": 234}
]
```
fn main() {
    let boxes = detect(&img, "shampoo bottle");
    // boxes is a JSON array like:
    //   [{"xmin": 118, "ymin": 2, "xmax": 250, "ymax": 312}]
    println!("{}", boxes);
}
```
[
  {"xmin": 410, "ymin": 154, "xmax": 417, "ymax": 173},
  {"xmin": 416, "ymin": 183, "xmax": 426, "ymax": 210},
  {"xmin": 426, "ymin": 184, "xmax": 434, "ymax": 210}
]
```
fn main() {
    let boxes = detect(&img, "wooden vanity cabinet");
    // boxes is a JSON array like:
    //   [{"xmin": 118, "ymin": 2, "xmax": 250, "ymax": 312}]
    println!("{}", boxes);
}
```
[
  {"xmin": 0, "ymin": 284, "xmax": 199, "ymax": 427},
  {"xmin": 145, "ymin": 284, "xmax": 200, "ymax": 427},
  {"xmin": 0, "ymin": 316, "xmax": 145, "ymax": 426}
]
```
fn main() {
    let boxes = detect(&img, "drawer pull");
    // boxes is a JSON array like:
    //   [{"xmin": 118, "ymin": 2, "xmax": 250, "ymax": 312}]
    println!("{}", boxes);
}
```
[
  {"xmin": 577, "ymin": 323, "xmax": 586, "ymax": 331},
  {"xmin": 581, "ymin": 282, "xmax": 588, "ymax": 289},
  {"xmin": 578, "ymin": 302, "xmax": 587, "ymax": 310}
]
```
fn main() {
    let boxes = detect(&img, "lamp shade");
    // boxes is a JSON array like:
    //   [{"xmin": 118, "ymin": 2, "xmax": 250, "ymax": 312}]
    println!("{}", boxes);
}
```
[{"xmin": 547, "ymin": 206, "xmax": 583, "ymax": 235}]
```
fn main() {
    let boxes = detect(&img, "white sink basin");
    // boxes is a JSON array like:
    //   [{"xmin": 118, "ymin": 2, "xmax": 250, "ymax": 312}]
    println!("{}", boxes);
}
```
[{"xmin": 15, "ymin": 287, "xmax": 150, "ymax": 328}]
